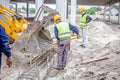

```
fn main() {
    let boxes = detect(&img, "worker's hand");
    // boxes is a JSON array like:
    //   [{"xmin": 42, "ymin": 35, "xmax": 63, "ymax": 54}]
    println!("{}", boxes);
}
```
[
  {"xmin": 77, "ymin": 34, "xmax": 80, "ymax": 39},
  {"xmin": 6, "ymin": 57, "xmax": 12, "ymax": 68},
  {"xmin": 56, "ymin": 48, "xmax": 61, "ymax": 54}
]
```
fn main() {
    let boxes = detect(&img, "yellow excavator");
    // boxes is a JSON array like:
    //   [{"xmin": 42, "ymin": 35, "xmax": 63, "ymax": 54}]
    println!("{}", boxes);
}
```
[
  {"xmin": 0, "ymin": 4, "xmax": 29, "ymax": 42},
  {"xmin": 0, "ymin": 4, "xmax": 59, "ymax": 64},
  {"xmin": 1, "ymin": 4, "xmax": 60, "ymax": 79}
]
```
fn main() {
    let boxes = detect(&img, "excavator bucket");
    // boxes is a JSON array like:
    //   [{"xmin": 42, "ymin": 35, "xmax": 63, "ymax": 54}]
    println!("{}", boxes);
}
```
[{"xmin": 12, "ymin": 5, "xmax": 59, "ymax": 63}]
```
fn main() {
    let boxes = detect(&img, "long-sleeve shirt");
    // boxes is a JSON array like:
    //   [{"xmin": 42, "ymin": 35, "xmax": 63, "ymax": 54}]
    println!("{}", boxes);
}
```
[
  {"xmin": 82, "ymin": 13, "xmax": 92, "ymax": 23},
  {"xmin": 0, "ymin": 25, "xmax": 11, "ymax": 66},
  {"xmin": 54, "ymin": 23, "xmax": 79, "ymax": 40}
]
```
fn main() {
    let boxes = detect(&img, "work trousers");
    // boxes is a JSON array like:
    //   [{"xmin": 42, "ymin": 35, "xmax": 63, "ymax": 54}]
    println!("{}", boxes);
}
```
[
  {"xmin": 57, "ymin": 40, "xmax": 70, "ymax": 69},
  {"xmin": 81, "ymin": 28, "xmax": 87, "ymax": 47}
]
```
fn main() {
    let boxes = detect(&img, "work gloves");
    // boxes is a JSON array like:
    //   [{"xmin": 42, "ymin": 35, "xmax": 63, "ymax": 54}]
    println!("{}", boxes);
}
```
[{"xmin": 6, "ymin": 57, "xmax": 12, "ymax": 68}]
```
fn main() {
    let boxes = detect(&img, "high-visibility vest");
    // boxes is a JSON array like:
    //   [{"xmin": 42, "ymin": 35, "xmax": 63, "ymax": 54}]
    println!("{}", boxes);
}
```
[
  {"xmin": 56, "ymin": 22, "xmax": 70, "ymax": 40},
  {"xmin": 79, "ymin": 13, "xmax": 89, "ymax": 28}
]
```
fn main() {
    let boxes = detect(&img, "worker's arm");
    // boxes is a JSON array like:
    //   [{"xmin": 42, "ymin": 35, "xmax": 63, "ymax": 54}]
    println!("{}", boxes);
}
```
[
  {"xmin": 69, "ymin": 23, "xmax": 80, "ymax": 39},
  {"xmin": 0, "ymin": 25, "xmax": 12, "ymax": 68},
  {"xmin": 69, "ymin": 23, "xmax": 79, "ymax": 34},
  {"xmin": 54, "ymin": 26, "xmax": 59, "ymax": 40},
  {"xmin": 0, "ymin": 25, "xmax": 11, "ymax": 57},
  {"xmin": 86, "ymin": 16, "xmax": 92, "ymax": 23}
]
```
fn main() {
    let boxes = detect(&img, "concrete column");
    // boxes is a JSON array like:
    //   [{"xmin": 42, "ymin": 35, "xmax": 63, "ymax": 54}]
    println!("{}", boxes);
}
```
[
  {"xmin": 56, "ymin": 0, "xmax": 67, "ymax": 22},
  {"xmin": 35, "ymin": 0, "xmax": 44, "ymax": 20},
  {"xmin": 70, "ymin": 0, "xmax": 77, "ymax": 25},
  {"xmin": 118, "ymin": 2, "xmax": 120, "ymax": 24}
]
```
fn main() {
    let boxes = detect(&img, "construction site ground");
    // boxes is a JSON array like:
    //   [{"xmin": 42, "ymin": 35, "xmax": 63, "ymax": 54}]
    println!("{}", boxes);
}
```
[{"xmin": 1, "ymin": 15, "xmax": 120, "ymax": 80}]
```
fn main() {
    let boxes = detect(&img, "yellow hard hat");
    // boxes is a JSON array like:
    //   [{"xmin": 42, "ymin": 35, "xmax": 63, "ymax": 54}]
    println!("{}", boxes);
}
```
[
  {"xmin": 54, "ymin": 15, "xmax": 61, "ymax": 23},
  {"xmin": 79, "ymin": 7, "xmax": 85, "ymax": 13}
]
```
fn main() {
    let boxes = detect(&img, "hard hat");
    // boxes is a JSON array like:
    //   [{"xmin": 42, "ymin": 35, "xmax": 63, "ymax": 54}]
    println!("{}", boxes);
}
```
[
  {"xmin": 79, "ymin": 7, "xmax": 85, "ymax": 13},
  {"xmin": 54, "ymin": 15, "xmax": 61, "ymax": 23}
]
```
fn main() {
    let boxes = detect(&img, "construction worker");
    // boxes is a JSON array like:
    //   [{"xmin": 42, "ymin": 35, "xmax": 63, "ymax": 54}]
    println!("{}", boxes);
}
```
[
  {"xmin": 79, "ymin": 7, "xmax": 92, "ymax": 48},
  {"xmin": 53, "ymin": 15, "xmax": 80, "ymax": 70},
  {"xmin": 0, "ymin": 25, "xmax": 12, "ymax": 77}
]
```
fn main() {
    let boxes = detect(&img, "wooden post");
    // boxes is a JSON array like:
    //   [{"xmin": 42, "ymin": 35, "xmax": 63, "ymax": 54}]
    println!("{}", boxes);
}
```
[
  {"xmin": 30, "ymin": 54, "xmax": 32, "ymax": 67},
  {"xmin": 109, "ymin": 3, "xmax": 112, "ymax": 22},
  {"xmin": 46, "ymin": 54, "xmax": 49, "ymax": 75},
  {"xmin": 15, "ymin": 3, "xmax": 17, "ymax": 14},
  {"xmin": 26, "ymin": 1, "xmax": 29, "ymax": 18},
  {"xmin": 104, "ymin": 5, "xmax": 107, "ymax": 21},
  {"xmin": 118, "ymin": 1, "xmax": 120, "ymax": 24},
  {"xmin": 70, "ymin": 0, "xmax": 77, "ymax": 25},
  {"xmin": 56, "ymin": 0, "xmax": 67, "ymax": 22},
  {"xmin": 53, "ymin": 52, "xmax": 55, "ymax": 68}
]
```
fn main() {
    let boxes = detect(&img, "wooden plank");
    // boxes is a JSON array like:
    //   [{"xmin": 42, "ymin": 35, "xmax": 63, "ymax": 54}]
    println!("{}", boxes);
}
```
[{"xmin": 82, "ymin": 56, "xmax": 108, "ymax": 64}]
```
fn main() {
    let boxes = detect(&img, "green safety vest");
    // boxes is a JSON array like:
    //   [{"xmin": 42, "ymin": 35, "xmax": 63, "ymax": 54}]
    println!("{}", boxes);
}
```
[
  {"xmin": 56, "ymin": 22, "xmax": 70, "ymax": 40},
  {"xmin": 79, "ymin": 13, "xmax": 89, "ymax": 28}
]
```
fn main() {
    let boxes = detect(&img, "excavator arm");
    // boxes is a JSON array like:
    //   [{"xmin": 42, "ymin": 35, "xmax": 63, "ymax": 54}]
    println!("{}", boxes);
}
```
[
  {"xmin": 0, "ymin": 4, "xmax": 29, "ymax": 42},
  {"xmin": 13, "ymin": 5, "xmax": 59, "ymax": 51}
]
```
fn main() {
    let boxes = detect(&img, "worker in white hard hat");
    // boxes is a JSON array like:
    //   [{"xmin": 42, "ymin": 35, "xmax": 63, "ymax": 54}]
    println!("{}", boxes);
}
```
[
  {"xmin": 53, "ymin": 14, "xmax": 80, "ymax": 70},
  {"xmin": 79, "ymin": 7, "xmax": 92, "ymax": 48}
]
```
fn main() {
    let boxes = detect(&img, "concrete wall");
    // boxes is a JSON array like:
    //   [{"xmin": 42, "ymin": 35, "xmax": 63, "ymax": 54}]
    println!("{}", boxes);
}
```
[{"xmin": 0, "ymin": 0, "xmax": 10, "ymax": 7}]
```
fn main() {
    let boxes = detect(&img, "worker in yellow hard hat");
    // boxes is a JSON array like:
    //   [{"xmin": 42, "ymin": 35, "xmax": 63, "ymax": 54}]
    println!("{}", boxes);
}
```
[
  {"xmin": 79, "ymin": 7, "xmax": 92, "ymax": 48},
  {"xmin": 53, "ymin": 14, "xmax": 80, "ymax": 70},
  {"xmin": 79, "ymin": 7, "xmax": 86, "ymax": 14},
  {"xmin": 53, "ymin": 15, "xmax": 61, "ymax": 23}
]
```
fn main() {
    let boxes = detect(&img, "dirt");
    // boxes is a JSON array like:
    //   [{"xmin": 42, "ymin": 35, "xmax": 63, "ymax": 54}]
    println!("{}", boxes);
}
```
[
  {"xmin": 1, "ymin": 15, "xmax": 120, "ymax": 80},
  {"xmin": 45, "ymin": 16, "xmax": 120, "ymax": 80}
]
